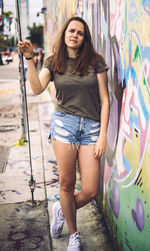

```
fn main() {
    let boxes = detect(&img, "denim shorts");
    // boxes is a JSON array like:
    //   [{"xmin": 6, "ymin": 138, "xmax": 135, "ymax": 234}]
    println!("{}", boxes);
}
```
[{"xmin": 49, "ymin": 111, "xmax": 101, "ymax": 145}]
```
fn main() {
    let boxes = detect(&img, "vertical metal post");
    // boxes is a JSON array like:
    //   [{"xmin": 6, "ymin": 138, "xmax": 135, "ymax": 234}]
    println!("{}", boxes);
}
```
[
  {"xmin": 15, "ymin": 0, "xmax": 35, "ymax": 205},
  {"xmin": 19, "ymin": 54, "xmax": 27, "ymax": 140},
  {"xmin": 15, "ymin": 0, "xmax": 27, "ymax": 140}
]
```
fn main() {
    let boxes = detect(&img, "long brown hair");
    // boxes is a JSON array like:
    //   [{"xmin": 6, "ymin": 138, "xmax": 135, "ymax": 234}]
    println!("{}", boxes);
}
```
[{"xmin": 51, "ymin": 16, "xmax": 103, "ymax": 76}]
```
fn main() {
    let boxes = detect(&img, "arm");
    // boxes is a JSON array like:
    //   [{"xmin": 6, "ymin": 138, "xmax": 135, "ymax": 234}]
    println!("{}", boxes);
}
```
[
  {"xmin": 18, "ymin": 41, "xmax": 51, "ymax": 95},
  {"xmin": 94, "ymin": 71, "xmax": 110, "ymax": 158}
]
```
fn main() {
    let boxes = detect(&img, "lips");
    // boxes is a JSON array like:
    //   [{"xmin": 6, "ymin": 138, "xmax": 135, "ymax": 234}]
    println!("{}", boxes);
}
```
[{"xmin": 70, "ymin": 39, "xmax": 77, "ymax": 43}]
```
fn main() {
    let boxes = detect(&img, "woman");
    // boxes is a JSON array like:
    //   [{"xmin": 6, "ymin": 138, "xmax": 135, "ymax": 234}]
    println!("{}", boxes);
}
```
[{"xmin": 18, "ymin": 16, "xmax": 109, "ymax": 251}]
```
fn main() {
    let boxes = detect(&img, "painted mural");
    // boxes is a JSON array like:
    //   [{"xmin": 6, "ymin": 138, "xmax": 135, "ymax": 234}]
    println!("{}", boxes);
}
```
[
  {"xmin": 43, "ymin": 0, "xmax": 78, "ymax": 55},
  {"xmin": 81, "ymin": 0, "xmax": 150, "ymax": 250},
  {"xmin": 44, "ymin": 0, "xmax": 150, "ymax": 250}
]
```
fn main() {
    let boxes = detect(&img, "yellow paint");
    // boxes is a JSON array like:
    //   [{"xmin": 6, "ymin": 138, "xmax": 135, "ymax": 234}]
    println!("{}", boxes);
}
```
[
  {"xmin": 14, "ymin": 137, "xmax": 25, "ymax": 147},
  {"xmin": 127, "ymin": 0, "xmax": 150, "ymax": 46},
  {"xmin": 0, "ymin": 88, "xmax": 16, "ymax": 94},
  {"xmin": 59, "ymin": 0, "xmax": 78, "ymax": 17},
  {"xmin": 123, "ymin": 122, "xmax": 140, "ymax": 186}
]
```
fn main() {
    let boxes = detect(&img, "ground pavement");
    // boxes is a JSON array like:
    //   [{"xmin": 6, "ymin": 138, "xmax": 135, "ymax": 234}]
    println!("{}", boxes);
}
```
[{"xmin": 0, "ymin": 76, "xmax": 115, "ymax": 251}]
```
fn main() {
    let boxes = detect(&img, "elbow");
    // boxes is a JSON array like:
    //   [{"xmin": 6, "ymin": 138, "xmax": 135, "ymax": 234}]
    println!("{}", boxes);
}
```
[
  {"xmin": 31, "ymin": 86, "xmax": 44, "ymax": 95},
  {"xmin": 29, "ymin": 79, "xmax": 44, "ymax": 95},
  {"xmin": 32, "ymin": 90, "xmax": 42, "ymax": 95}
]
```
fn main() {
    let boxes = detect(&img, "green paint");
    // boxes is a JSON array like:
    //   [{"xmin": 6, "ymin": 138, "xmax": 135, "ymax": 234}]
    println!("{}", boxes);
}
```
[
  {"xmin": 107, "ymin": 174, "xmax": 150, "ymax": 251},
  {"xmin": 13, "ymin": 137, "xmax": 25, "ymax": 147},
  {"xmin": 133, "ymin": 46, "xmax": 141, "ymax": 63},
  {"xmin": 143, "ymin": 75, "xmax": 150, "ymax": 97}
]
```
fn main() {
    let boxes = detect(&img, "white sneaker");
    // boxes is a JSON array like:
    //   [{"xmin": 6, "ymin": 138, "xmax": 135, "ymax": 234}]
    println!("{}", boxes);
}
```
[
  {"xmin": 67, "ymin": 232, "xmax": 81, "ymax": 251},
  {"xmin": 51, "ymin": 201, "xmax": 65, "ymax": 238}
]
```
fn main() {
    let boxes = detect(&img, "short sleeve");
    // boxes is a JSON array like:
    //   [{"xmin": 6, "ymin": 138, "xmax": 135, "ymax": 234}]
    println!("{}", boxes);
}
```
[
  {"xmin": 42, "ymin": 55, "xmax": 54, "ymax": 81},
  {"xmin": 95, "ymin": 56, "xmax": 109, "ymax": 73}
]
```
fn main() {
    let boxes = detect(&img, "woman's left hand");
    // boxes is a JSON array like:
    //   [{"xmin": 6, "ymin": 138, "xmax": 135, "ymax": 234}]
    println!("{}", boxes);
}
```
[{"xmin": 94, "ymin": 134, "xmax": 107, "ymax": 158}]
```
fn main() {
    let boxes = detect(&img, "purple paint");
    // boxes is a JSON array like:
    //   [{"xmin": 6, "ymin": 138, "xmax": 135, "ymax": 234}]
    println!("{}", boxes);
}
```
[
  {"xmin": 109, "ymin": 181, "xmax": 120, "ymax": 219},
  {"xmin": 0, "ymin": 189, "xmax": 21, "ymax": 200},
  {"xmin": 107, "ymin": 94, "xmax": 118, "ymax": 151},
  {"xmin": 7, "ymin": 160, "xmax": 30, "ymax": 170},
  {"xmin": 132, "ymin": 198, "xmax": 145, "ymax": 231},
  {"xmin": 48, "ymin": 159, "xmax": 57, "ymax": 164},
  {"xmin": 112, "ymin": 181, "xmax": 120, "ymax": 218},
  {"xmin": 8, "ymin": 230, "xmax": 44, "ymax": 250},
  {"xmin": 132, "ymin": 208, "xmax": 137, "ymax": 221},
  {"xmin": 113, "ymin": 43, "xmax": 122, "ymax": 83}
]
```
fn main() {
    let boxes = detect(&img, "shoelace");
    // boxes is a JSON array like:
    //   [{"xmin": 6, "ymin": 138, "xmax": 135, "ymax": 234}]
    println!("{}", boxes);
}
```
[
  {"xmin": 56, "ymin": 218, "xmax": 65, "ymax": 232},
  {"xmin": 69, "ymin": 232, "xmax": 83, "ymax": 246}
]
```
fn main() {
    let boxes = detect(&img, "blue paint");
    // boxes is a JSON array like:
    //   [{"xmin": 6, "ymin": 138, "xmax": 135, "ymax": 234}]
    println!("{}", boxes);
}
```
[
  {"xmin": 122, "ymin": 155, "xmax": 132, "ymax": 175},
  {"xmin": 129, "ymin": 112, "xmax": 140, "ymax": 131},
  {"xmin": 54, "ymin": 194, "xmax": 60, "ymax": 200},
  {"xmin": 101, "ymin": 11, "xmax": 108, "ymax": 38},
  {"xmin": 142, "ymin": 0, "xmax": 150, "ymax": 8},
  {"xmin": 128, "ymin": 0, "xmax": 139, "ymax": 22},
  {"xmin": 142, "ymin": 0, "xmax": 150, "ymax": 16},
  {"xmin": 140, "ymin": 46, "xmax": 150, "ymax": 61},
  {"xmin": 131, "ymin": 67, "xmax": 138, "ymax": 87},
  {"xmin": 138, "ymin": 88, "xmax": 150, "ymax": 123}
]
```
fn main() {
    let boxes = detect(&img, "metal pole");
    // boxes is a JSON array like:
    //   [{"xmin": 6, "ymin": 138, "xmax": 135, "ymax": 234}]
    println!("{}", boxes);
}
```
[
  {"xmin": 15, "ymin": 0, "xmax": 27, "ymax": 140},
  {"xmin": 15, "ymin": 0, "xmax": 35, "ymax": 205}
]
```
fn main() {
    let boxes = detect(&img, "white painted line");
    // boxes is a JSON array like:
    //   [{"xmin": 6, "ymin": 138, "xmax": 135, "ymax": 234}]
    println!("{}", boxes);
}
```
[{"xmin": 0, "ymin": 79, "xmax": 19, "ymax": 83}]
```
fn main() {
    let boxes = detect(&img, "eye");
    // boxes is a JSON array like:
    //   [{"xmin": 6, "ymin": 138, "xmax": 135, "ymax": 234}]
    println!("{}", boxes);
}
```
[
  {"xmin": 69, "ymin": 29, "xmax": 75, "ymax": 33},
  {"xmin": 78, "ymin": 31, "xmax": 84, "ymax": 36}
]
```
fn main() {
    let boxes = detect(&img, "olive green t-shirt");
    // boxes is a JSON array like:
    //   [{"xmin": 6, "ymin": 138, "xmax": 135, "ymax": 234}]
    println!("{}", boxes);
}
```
[{"xmin": 43, "ymin": 56, "xmax": 108, "ymax": 122}]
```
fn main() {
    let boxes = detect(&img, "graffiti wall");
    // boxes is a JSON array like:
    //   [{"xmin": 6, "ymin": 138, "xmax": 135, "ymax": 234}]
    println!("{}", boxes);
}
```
[
  {"xmin": 44, "ymin": 0, "xmax": 150, "ymax": 250},
  {"xmin": 43, "ymin": 0, "xmax": 78, "ymax": 55}
]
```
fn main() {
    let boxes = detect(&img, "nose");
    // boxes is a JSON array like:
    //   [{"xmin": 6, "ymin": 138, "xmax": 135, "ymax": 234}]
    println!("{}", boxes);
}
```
[{"xmin": 72, "ymin": 31, "xmax": 78, "ymax": 38}]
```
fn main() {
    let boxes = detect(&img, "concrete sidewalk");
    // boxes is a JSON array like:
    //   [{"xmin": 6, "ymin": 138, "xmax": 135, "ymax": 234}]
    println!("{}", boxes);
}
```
[{"xmin": 0, "ymin": 79, "xmax": 114, "ymax": 251}]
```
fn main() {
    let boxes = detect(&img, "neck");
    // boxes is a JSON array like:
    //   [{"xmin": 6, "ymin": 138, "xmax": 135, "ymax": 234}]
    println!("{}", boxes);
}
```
[{"xmin": 67, "ymin": 48, "xmax": 78, "ymax": 58}]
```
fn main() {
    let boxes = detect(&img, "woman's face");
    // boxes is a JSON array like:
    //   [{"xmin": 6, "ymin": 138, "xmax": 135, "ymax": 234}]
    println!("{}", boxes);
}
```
[{"xmin": 65, "ymin": 20, "xmax": 84, "ymax": 56}]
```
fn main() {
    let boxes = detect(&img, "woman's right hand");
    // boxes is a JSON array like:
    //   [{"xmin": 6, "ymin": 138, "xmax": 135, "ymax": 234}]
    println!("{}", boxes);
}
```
[{"xmin": 17, "ymin": 41, "xmax": 33, "ymax": 59}]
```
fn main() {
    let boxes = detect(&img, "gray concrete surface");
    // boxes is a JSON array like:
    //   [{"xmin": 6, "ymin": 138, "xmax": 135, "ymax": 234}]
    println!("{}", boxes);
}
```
[
  {"xmin": 0, "ymin": 59, "xmax": 115, "ymax": 251},
  {"xmin": 0, "ymin": 202, "xmax": 52, "ymax": 251},
  {"xmin": 0, "ymin": 146, "xmax": 10, "ymax": 173}
]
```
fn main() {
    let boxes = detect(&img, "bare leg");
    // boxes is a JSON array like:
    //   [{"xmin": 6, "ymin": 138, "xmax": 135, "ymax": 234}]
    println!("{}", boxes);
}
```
[
  {"xmin": 53, "ymin": 140, "xmax": 78, "ymax": 235},
  {"xmin": 75, "ymin": 144, "xmax": 100, "ymax": 209}
]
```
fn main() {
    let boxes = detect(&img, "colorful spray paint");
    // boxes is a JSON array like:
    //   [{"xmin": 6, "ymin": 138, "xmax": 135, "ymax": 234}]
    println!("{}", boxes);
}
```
[{"xmin": 44, "ymin": 1, "xmax": 150, "ymax": 250}]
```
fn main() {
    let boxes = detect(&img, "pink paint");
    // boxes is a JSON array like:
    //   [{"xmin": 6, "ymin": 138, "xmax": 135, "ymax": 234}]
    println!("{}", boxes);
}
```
[
  {"xmin": 117, "ymin": 168, "xmax": 127, "ymax": 179},
  {"xmin": 104, "ymin": 159, "xmax": 112, "ymax": 186},
  {"xmin": 144, "ymin": 6, "xmax": 150, "ymax": 15}
]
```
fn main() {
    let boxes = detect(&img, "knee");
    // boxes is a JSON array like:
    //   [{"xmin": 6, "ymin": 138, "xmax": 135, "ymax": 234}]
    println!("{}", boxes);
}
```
[
  {"xmin": 59, "ymin": 177, "xmax": 75, "ymax": 193},
  {"xmin": 82, "ymin": 189, "xmax": 98, "ymax": 201}
]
